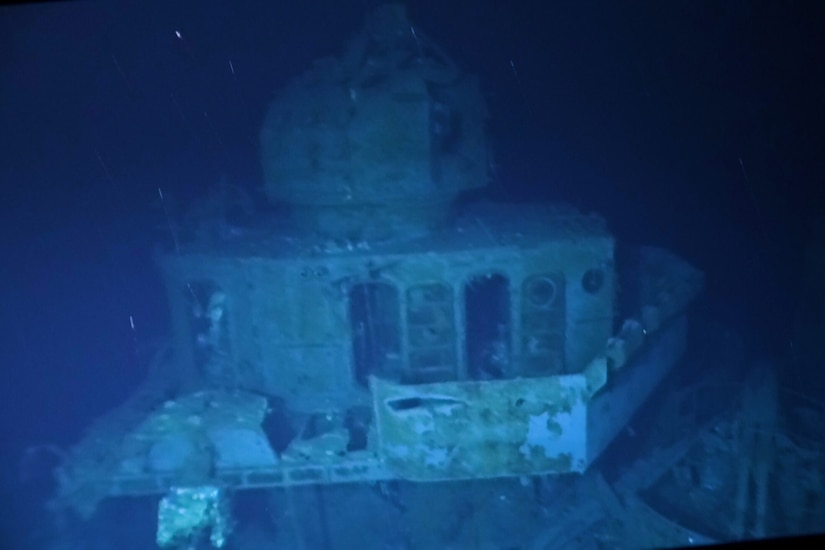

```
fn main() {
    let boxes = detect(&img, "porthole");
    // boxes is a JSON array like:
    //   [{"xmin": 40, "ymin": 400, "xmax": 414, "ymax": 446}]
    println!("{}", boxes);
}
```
[
  {"xmin": 581, "ymin": 267, "xmax": 604, "ymax": 294},
  {"xmin": 525, "ymin": 277, "xmax": 558, "ymax": 309}
]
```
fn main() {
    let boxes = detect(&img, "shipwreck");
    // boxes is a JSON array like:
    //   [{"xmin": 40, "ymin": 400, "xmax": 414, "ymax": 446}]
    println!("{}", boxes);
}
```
[{"xmin": 47, "ymin": 5, "xmax": 823, "ymax": 549}]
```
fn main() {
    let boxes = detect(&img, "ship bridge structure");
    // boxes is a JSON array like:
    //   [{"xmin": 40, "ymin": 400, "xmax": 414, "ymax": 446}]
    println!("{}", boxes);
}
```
[{"xmin": 50, "ymin": 5, "xmax": 708, "ymax": 548}]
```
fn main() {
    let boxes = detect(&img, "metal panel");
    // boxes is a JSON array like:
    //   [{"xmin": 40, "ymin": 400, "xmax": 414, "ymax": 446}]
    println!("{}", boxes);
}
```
[{"xmin": 371, "ymin": 374, "xmax": 589, "ymax": 480}]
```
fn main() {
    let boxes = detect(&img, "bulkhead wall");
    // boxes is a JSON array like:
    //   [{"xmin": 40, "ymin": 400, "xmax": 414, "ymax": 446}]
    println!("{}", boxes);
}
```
[{"xmin": 158, "ymin": 231, "xmax": 614, "ymax": 414}]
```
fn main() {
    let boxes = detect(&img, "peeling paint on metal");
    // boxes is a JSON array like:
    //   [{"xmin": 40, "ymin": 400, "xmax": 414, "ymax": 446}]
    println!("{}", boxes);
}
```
[{"xmin": 371, "ymin": 374, "xmax": 589, "ymax": 480}]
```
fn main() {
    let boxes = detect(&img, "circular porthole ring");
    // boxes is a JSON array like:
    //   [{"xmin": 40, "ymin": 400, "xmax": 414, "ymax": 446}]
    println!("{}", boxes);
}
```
[{"xmin": 525, "ymin": 276, "xmax": 558, "ymax": 310}]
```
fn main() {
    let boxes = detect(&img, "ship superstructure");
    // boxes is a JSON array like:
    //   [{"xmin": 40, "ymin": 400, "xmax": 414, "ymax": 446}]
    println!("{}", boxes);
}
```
[{"xmin": 47, "ymin": 6, "xmax": 734, "ymax": 549}]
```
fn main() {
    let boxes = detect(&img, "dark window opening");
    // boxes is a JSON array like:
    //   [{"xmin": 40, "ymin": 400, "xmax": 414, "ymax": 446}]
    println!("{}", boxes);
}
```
[
  {"xmin": 405, "ymin": 283, "xmax": 456, "ymax": 383},
  {"xmin": 349, "ymin": 282, "xmax": 401, "ymax": 387},
  {"xmin": 465, "ymin": 273, "xmax": 510, "ymax": 380}
]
